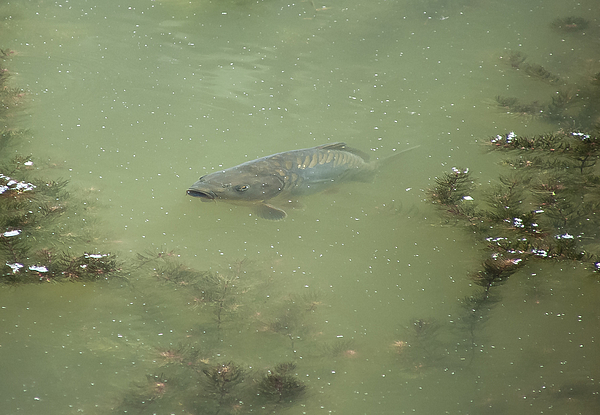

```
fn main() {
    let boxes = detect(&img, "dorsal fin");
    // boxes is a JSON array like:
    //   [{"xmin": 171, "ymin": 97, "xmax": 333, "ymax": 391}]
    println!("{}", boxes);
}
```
[
  {"xmin": 318, "ymin": 142, "xmax": 348, "ymax": 151},
  {"xmin": 317, "ymin": 142, "xmax": 370, "ymax": 162}
]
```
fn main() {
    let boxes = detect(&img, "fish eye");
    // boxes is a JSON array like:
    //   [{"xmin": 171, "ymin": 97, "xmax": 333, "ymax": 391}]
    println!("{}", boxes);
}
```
[{"xmin": 235, "ymin": 184, "xmax": 249, "ymax": 192}]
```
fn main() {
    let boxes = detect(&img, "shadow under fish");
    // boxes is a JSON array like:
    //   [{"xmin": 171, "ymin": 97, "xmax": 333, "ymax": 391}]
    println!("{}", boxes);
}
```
[{"xmin": 187, "ymin": 142, "xmax": 418, "ymax": 220}]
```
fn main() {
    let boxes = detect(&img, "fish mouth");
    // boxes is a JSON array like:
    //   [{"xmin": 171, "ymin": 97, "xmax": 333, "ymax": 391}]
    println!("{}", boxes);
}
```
[{"xmin": 187, "ymin": 188, "xmax": 216, "ymax": 200}]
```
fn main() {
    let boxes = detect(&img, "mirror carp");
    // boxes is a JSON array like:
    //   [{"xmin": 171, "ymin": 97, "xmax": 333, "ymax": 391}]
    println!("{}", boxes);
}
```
[{"xmin": 187, "ymin": 142, "xmax": 415, "ymax": 220}]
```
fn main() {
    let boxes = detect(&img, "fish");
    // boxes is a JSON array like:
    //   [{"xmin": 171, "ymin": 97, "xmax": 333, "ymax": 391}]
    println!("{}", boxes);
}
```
[{"xmin": 187, "ymin": 142, "xmax": 417, "ymax": 220}]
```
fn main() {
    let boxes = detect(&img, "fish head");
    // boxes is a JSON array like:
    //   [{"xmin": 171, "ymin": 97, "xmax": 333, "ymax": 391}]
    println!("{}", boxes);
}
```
[{"xmin": 187, "ymin": 169, "xmax": 285, "ymax": 203}]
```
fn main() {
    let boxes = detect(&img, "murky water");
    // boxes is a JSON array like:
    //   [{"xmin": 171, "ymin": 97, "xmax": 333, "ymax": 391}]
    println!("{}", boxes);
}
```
[{"xmin": 1, "ymin": 0, "xmax": 599, "ymax": 413}]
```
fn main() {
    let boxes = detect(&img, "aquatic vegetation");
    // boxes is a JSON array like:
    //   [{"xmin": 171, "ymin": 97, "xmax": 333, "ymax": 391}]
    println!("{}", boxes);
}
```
[
  {"xmin": 495, "ymin": 96, "xmax": 545, "ymax": 117},
  {"xmin": 429, "ymin": 167, "xmax": 479, "ymax": 222},
  {"xmin": 533, "ymin": 380, "xmax": 600, "ymax": 407},
  {"xmin": 136, "ymin": 252, "xmax": 257, "ymax": 333},
  {"xmin": 155, "ymin": 343, "xmax": 202, "ymax": 367},
  {"xmin": 0, "ymin": 129, "xmax": 28, "ymax": 154},
  {"xmin": 546, "ymin": 89, "xmax": 574, "ymax": 117},
  {"xmin": 497, "ymin": 49, "xmax": 600, "ymax": 128},
  {"xmin": 501, "ymin": 50, "xmax": 527, "ymax": 69},
  {"xmin": 291, "ymin": 288, "xmax": 323, "ymax": 312},
  {"xmin": 0, "ymin": 53, "xmax": 25, "ymax": 118},
  {"xmin": 114, "ymin": 373, "xmax": 175, "ymax": 413},
  {"xmin": 550, "ymin": 16, "xmax": 589, "ymax": 33},
  {"xmin": 430, "ymin": 167, "xmax": 474, "ymax": 207},
  {"xmin": 430, "ymin": 129, "xmax": 600, "ymax": 363},
  {"xmin": 433, "ymin": 130, "xmax": 600, "ymax": 250},
  {"xmin": 152, "ymin": 260, "xmax": 210, "ymax": 287},
  {"xmin": 49, "ymin": 251, "xmax": 122, "ymax": 281},
  {"xmin": 199, "ymin": 270, "xmax": 243, "ymax": 329},
  {"xmin": 257, "ymin": 362, "xmax": 305, "ymax": 403},
  {"xmin": 472, "ymin": 258, "xmax": 524, "ymax": 294},
  {"xmin": 500, "ymin": 50, "xmax": 562, "ymax": 84},
  {"xmin": 1, "ymin": 161, "xmax": 123, "ymax": 283},
  {"xmin": 1, "ymin": 176, "xmax": 123, "ymax": 283},
  {"xmin": 393, "ymin": 318, "xmax": 446, "ymax": 370},
  {"xmin": 0, "ymin": 54, "xmax": 123, "ymax": 285},
  {"xmin": 524, "ymin": 63, "xmax": 561, "ymax": 83},
  {"xmin": 259, "ymin": 293, "xmax": 323, "ymax": 356},
  {"xmin": 392, "ymin": 340, "xmax": 408, "ymax": 354},
  {"xmin": 456, "ymin": 290, "xmax": 498, "ymax": 362},
  {"xmin": 201, "ymin": 361, "xmax": 245, "ymax": 407},
  {"xmin": 0, "ymin": 48, "xmax": 14, "ymax": 59},
  {"xmin": 265, "ymin": 307, "xmax": 304, "ymax": 355},
  {"xmin": 320, "ymin": 338, "xmax": 357, "ymax": 358},
  {"xmin": 135, "ymin": 246, "xmax": 179, "ymax": 266}
]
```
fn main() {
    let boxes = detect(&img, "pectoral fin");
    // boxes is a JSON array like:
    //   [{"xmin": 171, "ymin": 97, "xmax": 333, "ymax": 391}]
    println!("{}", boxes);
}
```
[{"xmin": 255, "ymin": 203, "xmax": 287, "ymax": 220}]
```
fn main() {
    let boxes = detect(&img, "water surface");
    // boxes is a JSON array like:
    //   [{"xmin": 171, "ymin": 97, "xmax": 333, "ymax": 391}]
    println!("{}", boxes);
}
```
[{"xmin": 1, "ymin": 0, "xmax": 599, "ymax": 413}]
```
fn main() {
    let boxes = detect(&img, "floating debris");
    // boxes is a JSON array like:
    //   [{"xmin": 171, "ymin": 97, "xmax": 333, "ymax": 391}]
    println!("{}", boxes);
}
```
[
  {"xmin": 5, "ymin": 262, "xmax": 23, "ymax": 273},
  {"xmin": 0, "ymin": 174, "xmax": 36, "ymax": 194},
  {"xmin": 28, "ymin": 265, "xmax": 48, "ymax": 272}
]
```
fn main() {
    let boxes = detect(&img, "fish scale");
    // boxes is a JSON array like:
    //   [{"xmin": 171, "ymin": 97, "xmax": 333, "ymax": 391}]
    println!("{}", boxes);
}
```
[{"xmin": 264, "ymin": 146, "xmax": 368, "ymax": 195}]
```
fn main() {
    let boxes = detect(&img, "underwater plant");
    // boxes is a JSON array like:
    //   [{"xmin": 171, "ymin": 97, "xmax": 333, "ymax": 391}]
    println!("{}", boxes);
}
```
[
  {"xmin": 49, "ymin": 251, "xmax": 122, "ymax": 281},
  {"xmin": 137, "ymin": 253, "xmax": 253, "ymax": 331},
  {"xmin": 155, "ymin": 342, "xmax": 203, "ymax": 367},
  {"xmin": 524, "ymin": 63, "xmax": 561, "ymax": 84},
  {"xmin": 257, "ymin": 362, "xmax": 305, "ymax": 403},
  {"xmin": 0, "ymin": 52, "xmax": 25, "ymax": 120},
  {"xmin": 201, "ymin": 361, "xmax": 245, "ymax": 407},
  {"xmin": 429, "ymin": 167, "xmax": 474, "ymax": 207},
  {"xmin": 472, "ymin": 257, "xmax": 524, "ymax": 295},
  {"xmin": 432, "ymin": 131, "xmax": 600, "ymax": 265},
  {"xmin": 429, "ymin": 167, "xmax": 481, "ymax": 224},
  {"xmin": 320, "ymin": 338, "xmax": 357, "ymax": 359},
  {"xmin": 152, "ymin": 260, "xmax": 209, "ymax": 287},
  {"xmin": 500, "ymin": 50, "xmax": 562, "ymax": 84},
  {"xmin": 496, "ymin": 48, "xmax": 600, "ymax": 128},
  {"xmin": 266, "ymin": 307, "xmax": 303, "ymax": 356},
  {"xmin": 500, "ymin": 50, "xmax": 527, "ymax": 69},
  {"xmin": 259, "ymin": 292, "xmax": 324, "ymax": 356},
  {"xmin": 200, "ymin": 269, "xmax": 243, "ymax": 330},
  {"xmin": 429, "ymin": 129, "xmax": 600, "ymax": 364},
  {"xmin": 550, "ymin": 16, "xmax": 589, "ymax": 33},
  {"xmin": 114, "ymin": 373, "xmax": 174, "ymax": 413},
  {"xmin": 456, "ymin": 290, "xmax": 499, "ymax": 364},
  {"xmin": 1, "ymin": 156, "xmax": 124, "ymax": 283},
  {"xmin": 0, "ymin": 54, "xmax": 124, "ymax": 285},
  {"xmin": 495, "ymin": 96, "xmax": 545, "ymax": 117},
  {"xmin": 393, "ymin": 318, "xmax": 447, "ymax": 370}
]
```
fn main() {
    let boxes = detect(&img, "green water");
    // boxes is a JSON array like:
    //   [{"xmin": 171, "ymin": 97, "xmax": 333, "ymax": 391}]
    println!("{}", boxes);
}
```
[{"xmin": 1, "ymin": 0, "xmax": 599, "ymax": 413}]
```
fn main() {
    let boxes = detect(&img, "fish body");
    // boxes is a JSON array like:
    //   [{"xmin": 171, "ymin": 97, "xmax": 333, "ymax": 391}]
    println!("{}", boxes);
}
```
[{"xmin": 187, "ymin": 142, "xmax": 398, "ymax": 220}]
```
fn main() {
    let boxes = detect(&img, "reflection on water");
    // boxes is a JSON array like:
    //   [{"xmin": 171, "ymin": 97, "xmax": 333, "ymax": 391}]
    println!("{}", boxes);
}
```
[{"xmin": 1, "ymin": 0, "xmax": 600, "ymax": 413}]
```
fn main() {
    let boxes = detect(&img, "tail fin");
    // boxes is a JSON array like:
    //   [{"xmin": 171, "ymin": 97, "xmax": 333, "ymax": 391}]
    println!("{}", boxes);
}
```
[{"xmin": 376, "ymin": 145, "xmax": 421, "ymax": 169}]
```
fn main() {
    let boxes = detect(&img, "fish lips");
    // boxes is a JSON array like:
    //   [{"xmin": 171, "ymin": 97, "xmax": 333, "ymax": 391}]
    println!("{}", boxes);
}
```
[{"xmin": 187, "ymin": 188, "xmax": 217, "ymax": 201}]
